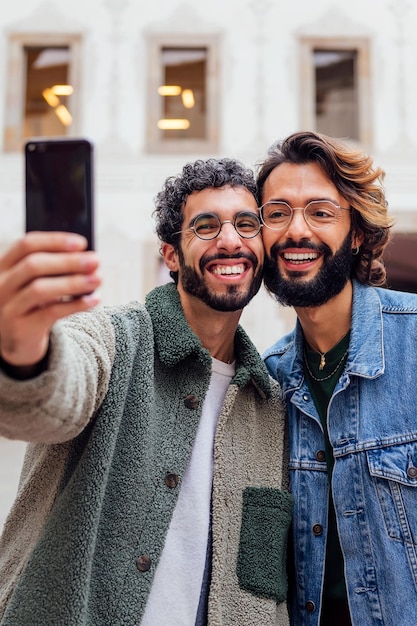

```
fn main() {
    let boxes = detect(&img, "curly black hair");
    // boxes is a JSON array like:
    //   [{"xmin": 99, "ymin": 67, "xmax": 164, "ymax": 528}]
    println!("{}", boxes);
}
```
[{"xmin": 153, "ymin": 157, "xmax": 257, "ymax": 247}]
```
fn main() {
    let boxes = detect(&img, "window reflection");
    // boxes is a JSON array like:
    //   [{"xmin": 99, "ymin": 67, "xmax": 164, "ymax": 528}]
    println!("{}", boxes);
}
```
[
  {"xmin": 313, "ymin": 49, "xmax": 358, "ymax": 140},
  {"xmin": 24, "ymin": 46, "xmax": 72, "ymax": 139},
  {"xmin": 158, "ymin": 47, "xmax": 207, "ymax": 140}
]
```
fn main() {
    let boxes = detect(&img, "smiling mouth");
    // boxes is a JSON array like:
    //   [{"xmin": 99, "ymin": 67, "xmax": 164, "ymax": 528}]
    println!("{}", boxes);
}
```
[
  {"xmin": 282, "ymin": 251, "xmax": 320, "ymax": 264},
  {"xmin": 212, "ymin": 263, "xmax": 246, "ymax": 275}
]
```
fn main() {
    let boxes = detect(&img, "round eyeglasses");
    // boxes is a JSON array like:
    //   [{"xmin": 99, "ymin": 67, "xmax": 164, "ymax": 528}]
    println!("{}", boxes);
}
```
[
  {"xmin": 259, "ymin": 200, "xmax": 351, "ymax": 231},
  {"xmin": 174, "ymin": 211, "xmax": 262, "ymax": 240}
]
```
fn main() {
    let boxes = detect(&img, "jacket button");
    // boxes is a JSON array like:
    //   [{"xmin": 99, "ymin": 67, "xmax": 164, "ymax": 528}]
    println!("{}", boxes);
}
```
[
  {"xmin": 312, "ymin": 523, "xmax": 323, "ymax": 536},
  {"xmin": 165, "ymin": 472, "xmax": 179, "ymax": 488},
  {"xmin": 184, "ymin": 394, "xmax": 199, "ymax": 409},
  {"xmin": 407, "ymin": 466, "xmax": 417, "ymax": 479},
  {"xmin": 302, "ymin": 394, "xmax": 309, "ymax": 401},
  {"xmin": 305, "ymin": 600, "xmax": 316, "ymax": 612},
  {"xmin": 316, "ymin": 450, "xmax": 326, "ymax": 462},
  {"xmin": 136, "ymin": 554, "xmax": 151, "ymax": 572}
]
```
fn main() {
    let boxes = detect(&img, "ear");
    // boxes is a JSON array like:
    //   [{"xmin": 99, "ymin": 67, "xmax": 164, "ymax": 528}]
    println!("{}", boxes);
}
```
[
  {"xmin": 352, "ymin": 230, "xmax": 364, "ymax": 251},
  {"xmin": 161, "ymin": 242, "xmax": 180, "ymax": 272}
]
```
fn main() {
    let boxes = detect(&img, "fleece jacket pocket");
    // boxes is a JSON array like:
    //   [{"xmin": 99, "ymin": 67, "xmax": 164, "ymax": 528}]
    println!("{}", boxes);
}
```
[{"xmin": 236, "ymin": 486, "xmax": 294, "ymax": 603}]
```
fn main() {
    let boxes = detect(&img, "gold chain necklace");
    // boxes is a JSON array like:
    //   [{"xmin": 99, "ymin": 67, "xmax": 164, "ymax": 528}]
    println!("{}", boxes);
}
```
[
  {"xmin": 308, "ymin": 329, "xmax": 351, "ymax": 370},
  {"xmin": 304, "ymin": 349, "xmax": 348, "ymax": 382}
]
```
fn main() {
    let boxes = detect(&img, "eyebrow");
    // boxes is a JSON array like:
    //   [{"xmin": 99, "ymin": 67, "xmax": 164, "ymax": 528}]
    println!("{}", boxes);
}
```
[
  {"xmin": 186, "ymin": 209, "xmax": 260, "ymax": 226},
  {"xmin": 265, "ymin": 196, "xmax": 340, "ymax": 205}
]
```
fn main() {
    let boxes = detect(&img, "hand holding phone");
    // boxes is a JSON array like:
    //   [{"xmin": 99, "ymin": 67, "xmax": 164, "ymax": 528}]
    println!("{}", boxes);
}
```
[
  {"xmin": 0, "ymin": 138, "xmax": 98, "ymax": 371},
  {"xmin": 25, "ymin": 138, "xmax": 94, "ymax": 250},
  {"xmin": 0, "ymin": 232, "xmax": 101, "ymax": 372}
]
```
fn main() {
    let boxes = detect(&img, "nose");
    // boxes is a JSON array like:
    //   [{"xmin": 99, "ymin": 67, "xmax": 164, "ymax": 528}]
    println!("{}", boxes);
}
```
[
  {"xmin": 216, "ymin": 220, "xmax": 243, "ymax": 251},
  {"xmin": 284, "ymin": 207, "xmax": 314, "ymax": 240}
]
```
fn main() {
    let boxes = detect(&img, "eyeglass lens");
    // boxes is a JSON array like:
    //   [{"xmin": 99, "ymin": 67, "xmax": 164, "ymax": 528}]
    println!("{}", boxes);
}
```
[
  {"xmin": 192, "ymin": 212, "xmax": 261, "ymax": 239},
  {"xmin": 261, "ymin": 201, "xmax": 344, "ymax": 230}
]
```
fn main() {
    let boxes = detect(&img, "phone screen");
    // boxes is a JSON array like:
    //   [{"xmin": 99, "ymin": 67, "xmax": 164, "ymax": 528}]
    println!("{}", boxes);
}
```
[{"xmin": 25, "ymin": 138, "xmax": 94, "ymax": 250}]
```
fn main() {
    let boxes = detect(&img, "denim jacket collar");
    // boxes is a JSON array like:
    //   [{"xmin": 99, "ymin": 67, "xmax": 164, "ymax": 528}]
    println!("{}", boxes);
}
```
[{"xmin": 263, "ymin": 280, "xmax": 385, "ymax": 395}]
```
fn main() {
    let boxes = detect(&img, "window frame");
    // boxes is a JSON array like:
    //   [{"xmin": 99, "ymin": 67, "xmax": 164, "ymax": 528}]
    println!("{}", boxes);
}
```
[
  {"xmin": 4, "ymin": 33, "xmax": 82, "ymax": 152},
  {"xmin": 299, "ymin": 36, "xmax": 371, "ymax": 148},
  {"xmin": 146, "ymin": 33, "xmax": 220, "ymax": 154}
]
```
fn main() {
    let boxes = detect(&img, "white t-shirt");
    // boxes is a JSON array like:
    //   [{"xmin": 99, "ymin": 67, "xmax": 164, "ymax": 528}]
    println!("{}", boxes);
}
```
[{"xmin": 140, "ymin": 358, "xmax": 235, "ymax": 625}]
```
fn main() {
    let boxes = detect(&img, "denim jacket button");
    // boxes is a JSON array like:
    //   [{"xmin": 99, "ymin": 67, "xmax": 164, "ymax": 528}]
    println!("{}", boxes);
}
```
[
  {"xmin": 302, "ymin": 394, "xmax": 309, "ymax": 401},
  {"xmin": 407, "ymin": 466, "xmax": 417, "ymax": 479},
  {"xmin": 305, "ymin": 600, "xmax": 316, "ymax": 612},
  {"xmin": 316, "ymin": 450, "xmax": 326, "ymax": 462},
  {"xmin": 312, "ymin": 523, "xmax": 323, "ymax": 536}
]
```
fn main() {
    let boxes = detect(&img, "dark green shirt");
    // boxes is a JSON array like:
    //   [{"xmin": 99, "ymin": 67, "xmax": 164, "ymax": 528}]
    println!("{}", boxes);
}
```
[{"xmin": 303, "ymin": 332, "xmax": 350, "ymax": 619}]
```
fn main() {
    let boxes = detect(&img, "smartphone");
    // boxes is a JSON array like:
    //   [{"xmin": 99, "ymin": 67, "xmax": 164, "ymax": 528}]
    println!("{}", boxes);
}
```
[{"xmin": 25, "ymin": 138, "xmax": 94, "ymax": 250}]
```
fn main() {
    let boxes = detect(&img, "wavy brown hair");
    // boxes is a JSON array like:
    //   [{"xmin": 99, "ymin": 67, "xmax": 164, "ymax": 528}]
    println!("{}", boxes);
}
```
[{"xmin": 256, "ymin": 131, "xmax": 394, "ymax": 286}]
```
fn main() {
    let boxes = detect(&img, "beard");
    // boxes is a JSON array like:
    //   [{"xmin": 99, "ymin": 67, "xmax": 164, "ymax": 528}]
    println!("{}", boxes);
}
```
[
  {"xmin": 263, "ymin": 231, "xmax": 354, "ymax": 307},
  {"xmin": 178, "ymin": 249, "xmax": 263, "ymax": 312}
]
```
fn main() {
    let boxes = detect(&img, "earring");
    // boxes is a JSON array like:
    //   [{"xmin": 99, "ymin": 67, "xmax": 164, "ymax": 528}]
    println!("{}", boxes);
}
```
[{"xmin": 352, "ymin": 246, "xmax": 360, "ymax": 256}]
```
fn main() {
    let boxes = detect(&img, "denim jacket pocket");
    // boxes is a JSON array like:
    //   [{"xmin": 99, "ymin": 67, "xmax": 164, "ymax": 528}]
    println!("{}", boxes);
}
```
[
  {"xmin": 236, "ymin": 486, "xmax": 294, "ymax": 603},
  {"xmin": 367, "ymin": 441, "xmax": 417, "ymax": 545}
]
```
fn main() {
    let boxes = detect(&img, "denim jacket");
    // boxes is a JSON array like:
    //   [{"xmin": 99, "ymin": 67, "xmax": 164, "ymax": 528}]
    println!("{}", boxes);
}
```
[{"xmin": 264, "ymin": 280, "xmax": 417, "ymax": 626}]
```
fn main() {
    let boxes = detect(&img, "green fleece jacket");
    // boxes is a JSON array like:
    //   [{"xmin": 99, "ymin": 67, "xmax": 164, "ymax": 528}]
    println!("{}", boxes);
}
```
[{"xmin": 0, "ymin": 283, "xmax": 293, "ymax": 625}]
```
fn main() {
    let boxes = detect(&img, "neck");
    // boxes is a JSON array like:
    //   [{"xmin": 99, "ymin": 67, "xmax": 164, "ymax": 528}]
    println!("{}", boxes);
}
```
[
  {"xmin": 295, "ymin": 280, "xmax": 353, "ymax": 354},
  {"xmin": 178, "ymin": 290, "xmax": 241, "ymax": 364}
]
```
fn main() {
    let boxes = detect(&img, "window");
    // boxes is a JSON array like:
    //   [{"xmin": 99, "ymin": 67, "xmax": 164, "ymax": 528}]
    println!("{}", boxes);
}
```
[
  {"xmin": 299, "ymin": 38, "xmax": 370, "ymax": 147},
  {"xmin": 4, "ymin": 35, "xmax": 81, "ymax": 152},
  {"xmin": 159, "ymin": 47, "xmax": 207, "ymax": 140},
  {"xmin": 24, "ymin": 46, "xmax": 72, "ymax": 138},
  {"xmin": 314, "ymin": 49, "xmax": 358, "ymax": 139},
  {"xmin": 147, "ymin": 34, "xmax": 219, "ymax": 153}
]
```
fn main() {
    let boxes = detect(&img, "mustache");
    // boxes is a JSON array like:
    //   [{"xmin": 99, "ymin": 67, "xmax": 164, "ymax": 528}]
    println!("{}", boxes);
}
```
[{"xmin": 199, "ymin": 251, "xmax": 260, "ymax": 273}]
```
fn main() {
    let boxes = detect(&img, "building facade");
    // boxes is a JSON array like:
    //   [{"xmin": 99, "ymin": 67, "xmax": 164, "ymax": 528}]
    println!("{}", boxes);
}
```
[{"xmin": 1, "ymin": 0, "xmax": 416, "ymax": 350}]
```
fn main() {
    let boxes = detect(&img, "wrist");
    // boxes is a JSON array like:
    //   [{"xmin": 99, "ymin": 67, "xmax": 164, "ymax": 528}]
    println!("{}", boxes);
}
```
[{"xmin": 0, "ymin": 350, "xmax": 49, "ymax": 380}]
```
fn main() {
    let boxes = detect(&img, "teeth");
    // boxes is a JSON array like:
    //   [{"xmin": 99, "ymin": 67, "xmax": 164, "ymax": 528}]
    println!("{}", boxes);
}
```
[
  {"xmin": 284, "ymin": 252, "xmax": 318, "ymax": 261},
  {"xmin": 213, "ymin": 264, "xmax": 245, "ymax": 275}
]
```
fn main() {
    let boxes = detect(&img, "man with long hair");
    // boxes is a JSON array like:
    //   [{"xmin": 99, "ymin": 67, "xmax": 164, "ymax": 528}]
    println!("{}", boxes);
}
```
[{"xmin": 257, "ymin": 130, "xmax": 417, "ymax": 626}]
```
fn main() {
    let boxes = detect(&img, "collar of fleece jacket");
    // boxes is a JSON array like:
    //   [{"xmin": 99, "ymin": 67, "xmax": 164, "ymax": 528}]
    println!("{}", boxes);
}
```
[{"xmin": 145, "ymin": 282, "xmax": 272, "ymax": 399}]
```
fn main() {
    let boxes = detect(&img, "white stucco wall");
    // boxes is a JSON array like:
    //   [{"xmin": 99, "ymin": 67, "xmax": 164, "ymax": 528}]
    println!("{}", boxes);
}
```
[{"xmin": 0, "ymin": 0, "xmax": 416, "ymax": 350}]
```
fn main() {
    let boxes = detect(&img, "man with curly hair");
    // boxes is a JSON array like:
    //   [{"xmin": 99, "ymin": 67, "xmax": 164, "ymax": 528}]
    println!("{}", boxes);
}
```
[
  {"xmin": 257, "ymin": 131, "xmax": 417, "ymax": 626},
  {"xmin": 0, "ymin": 157, "xmax": 293, "ymax": 625}
]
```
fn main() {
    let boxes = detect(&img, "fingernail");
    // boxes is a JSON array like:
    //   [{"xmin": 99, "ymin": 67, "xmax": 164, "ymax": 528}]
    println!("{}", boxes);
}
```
[
  {"xmin": 80, "ymin": 253, "xmax": 98, "ymax": 270},
  {"xmin": 85, "ymin": 271, "xmax": 101, "ymax": 285},
  {"xmin": 81, "ymin": 293, "xmax": 100, "ymax": 307},
  {"xmin": 66, "ymin": 235, "xmax": 87, "ymax": 250}
]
